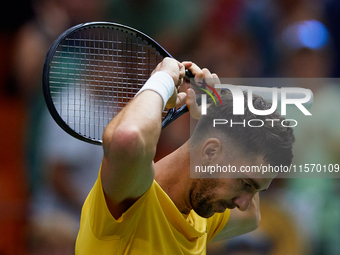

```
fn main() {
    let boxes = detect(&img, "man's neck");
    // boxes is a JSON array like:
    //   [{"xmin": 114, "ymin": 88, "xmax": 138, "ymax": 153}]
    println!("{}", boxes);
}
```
[{"xmin": 154, "ymin": 140, "xmax": 192, "ymax": 214}]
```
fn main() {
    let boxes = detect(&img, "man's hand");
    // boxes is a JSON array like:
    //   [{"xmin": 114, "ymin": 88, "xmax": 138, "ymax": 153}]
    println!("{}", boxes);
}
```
[
  {"xmin": 152, "ymin": 57, "xmax": 185, "ymax": 87},
  {"xmin": 151, "ymin": 57, "xmax": 186, "ymax": 109},
  {"xmin": 181, "ymin": 62, "xmax": 221, "ymax": 120}
]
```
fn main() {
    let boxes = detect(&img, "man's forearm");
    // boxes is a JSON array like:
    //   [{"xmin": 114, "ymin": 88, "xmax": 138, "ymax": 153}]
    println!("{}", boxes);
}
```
[{"xmin": 211, "ymin": 193, "xmax": 261, "ymax": 242}]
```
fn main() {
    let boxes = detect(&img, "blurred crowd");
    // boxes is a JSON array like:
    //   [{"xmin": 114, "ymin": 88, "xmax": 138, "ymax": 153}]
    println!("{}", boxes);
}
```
[{"xmin": 1, "ymin": 0, "xmax": 339, "ymax": 254}]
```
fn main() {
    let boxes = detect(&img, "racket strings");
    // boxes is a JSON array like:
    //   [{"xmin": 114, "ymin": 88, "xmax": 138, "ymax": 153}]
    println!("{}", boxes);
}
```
[{"xmin": 49, "ymin": 26, "xmax": 165, "ymax": 141}]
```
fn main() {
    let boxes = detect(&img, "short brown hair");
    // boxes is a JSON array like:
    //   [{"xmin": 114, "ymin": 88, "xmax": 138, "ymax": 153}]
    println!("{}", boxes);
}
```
[{"xmin": 190, "ymin": 90, "xmax": 295, "ymax": 166}]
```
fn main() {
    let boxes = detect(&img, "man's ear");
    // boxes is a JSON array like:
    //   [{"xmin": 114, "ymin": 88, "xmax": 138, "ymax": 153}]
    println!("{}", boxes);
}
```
[{"xmin": 201, "ymin": 138, "xmax": 222, "ymax": 164}]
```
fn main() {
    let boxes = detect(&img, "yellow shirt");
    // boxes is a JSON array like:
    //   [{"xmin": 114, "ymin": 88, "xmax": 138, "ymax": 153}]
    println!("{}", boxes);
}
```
[{"xmin": 75, "ymin": 171, "xmax": 230, "ymax": 255}]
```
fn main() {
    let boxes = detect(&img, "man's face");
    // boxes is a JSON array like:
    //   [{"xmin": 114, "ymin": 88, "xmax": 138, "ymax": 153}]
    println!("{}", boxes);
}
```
[{"xmin": 189, "ymin": 155, "xmax": 274, "ymax": 218}]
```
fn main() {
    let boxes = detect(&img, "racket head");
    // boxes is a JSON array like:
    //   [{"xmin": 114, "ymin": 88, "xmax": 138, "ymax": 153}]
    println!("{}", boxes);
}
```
[{"xmin": 43, "ymin": 22, "xmax": 173, "ymax": 145}]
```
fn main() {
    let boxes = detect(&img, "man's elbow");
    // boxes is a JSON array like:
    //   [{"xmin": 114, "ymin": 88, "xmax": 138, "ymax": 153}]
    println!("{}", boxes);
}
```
[
  {"xmin": 238, "ymin": 198, "xmax": 261, "ymax": 234},
  {"xmin": 103, "ymin": 125, "xmax": 146, "ymax": 160},
  {"xmin": 246, "ymin": 192, "xmax": 261, "ymax": 232},
  {"xmin": 248, "ymin": 209, "xmax": 261, "ymax": 232}
]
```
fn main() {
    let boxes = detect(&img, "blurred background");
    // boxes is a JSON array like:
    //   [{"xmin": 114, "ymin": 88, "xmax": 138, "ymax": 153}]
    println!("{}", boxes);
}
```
[{"xmin": 0, "ymin": 0, "xmax": 339, "ymax": 254}]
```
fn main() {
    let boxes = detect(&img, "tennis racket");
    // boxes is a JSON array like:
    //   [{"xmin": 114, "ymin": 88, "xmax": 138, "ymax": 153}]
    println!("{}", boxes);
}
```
[
  {"xmin": 43, "ymin": 22, "xmax": 314, "ymax": 146},
  {"xmin": 43, "ymin": 21, "xmax": 193, "ymax": 145}
]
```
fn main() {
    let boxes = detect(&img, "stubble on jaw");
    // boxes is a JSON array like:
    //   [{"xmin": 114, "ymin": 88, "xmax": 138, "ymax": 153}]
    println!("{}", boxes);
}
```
[{"xmin": 189, "ymin": 178, "xmax": 219, "ymax": 218}]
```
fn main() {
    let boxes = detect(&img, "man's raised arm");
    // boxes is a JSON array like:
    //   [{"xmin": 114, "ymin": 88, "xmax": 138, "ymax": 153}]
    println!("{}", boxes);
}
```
[{"xmin": 100, "ymin": 58, "xmax": 185, "ymax": 219}]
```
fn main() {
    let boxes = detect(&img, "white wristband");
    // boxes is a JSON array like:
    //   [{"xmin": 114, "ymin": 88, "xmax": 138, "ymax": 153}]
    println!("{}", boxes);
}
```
[{"xmin": 135, "ymin": 71, "xmax": 175, "ymax": 110}]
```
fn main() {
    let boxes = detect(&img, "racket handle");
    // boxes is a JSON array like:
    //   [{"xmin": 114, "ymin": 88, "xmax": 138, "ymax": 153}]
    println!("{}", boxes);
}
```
[
  {"xmin": 185, "ymin": 69, "xmax": 194, "ymax": 79},
  {"xmin": 161, "ymin": 104, "xmax": 189, "ymax": 129}
]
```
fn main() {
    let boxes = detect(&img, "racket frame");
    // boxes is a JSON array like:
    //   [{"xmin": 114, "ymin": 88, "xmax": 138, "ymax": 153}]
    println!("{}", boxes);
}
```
[{"xmin": 43, "ymin": 21, "xmax": 185, "ymax": 145}]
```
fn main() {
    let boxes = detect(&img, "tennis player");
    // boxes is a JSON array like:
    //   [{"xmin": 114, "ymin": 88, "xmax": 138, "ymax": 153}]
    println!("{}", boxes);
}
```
[{"xmin": 75, "ymin": 58, "xmax": 295, "ymax": 254}]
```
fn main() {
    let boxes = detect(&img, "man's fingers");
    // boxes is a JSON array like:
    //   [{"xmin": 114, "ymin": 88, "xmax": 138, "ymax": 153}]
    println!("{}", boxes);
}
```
[
  {"xmin": 211, "ymin": 73, "xmax": 221, "ymax": 94},
  {"xmin": 178, "ymin": 62, "xmax": 186, "ymax": 78},
  {"xmin": 182, "ymin": 61, "xmax": 193, "ymax": 69},
  {"xmin": 202, "ymin": 68, "xmax": 213, "ymax": 85},
  {"xmin": 212, "ymin": 73, "xmax": 220, "ymax": 83},
  {"xmin": 152, "ymin": 58, "xmax": 186, "ymax": 86},
  {"xmin": 176, "ymin": 92, "xmax": 187, "ymax": 108},
  {"xmin": 184, "ymin": 62, "xmax": 204, "ymax": 83},
  {"xmin": 176, "ymin": 63, "xmax": 186, "ymax": 88},
  {"xmin": 186, "ymin": 88, "xmax": 201, "ymax": 120}
]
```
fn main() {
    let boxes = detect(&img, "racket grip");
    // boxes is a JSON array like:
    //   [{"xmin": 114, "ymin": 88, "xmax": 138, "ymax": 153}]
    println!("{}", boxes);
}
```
[
  {"xmin": 161, "ymin": 105, "xmax": 189, "ymax": 129},
  {"xmin": 185, "ymin": 69, "xmax": 194, "ymax": 79}
]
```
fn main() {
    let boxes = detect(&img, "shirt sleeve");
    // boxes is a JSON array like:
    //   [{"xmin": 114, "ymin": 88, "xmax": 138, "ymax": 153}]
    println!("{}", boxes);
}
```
[{"xmin": 79, "ymin": 166, "xmax": 152, "ymax": 240}]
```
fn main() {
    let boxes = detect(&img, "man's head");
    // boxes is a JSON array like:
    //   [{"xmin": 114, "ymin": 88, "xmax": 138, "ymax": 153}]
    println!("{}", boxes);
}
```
[
  {"xmin": 190, "ymin": 90, "xmax": 295, "ymax": 167},
  {"xmin": 188, "ymin": 90, "xmax": 295, "ymax": 217}
]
